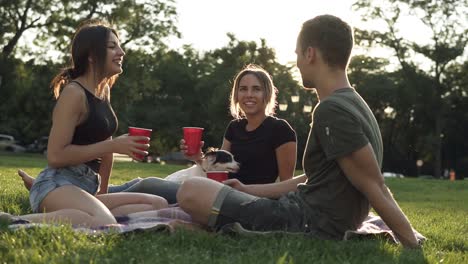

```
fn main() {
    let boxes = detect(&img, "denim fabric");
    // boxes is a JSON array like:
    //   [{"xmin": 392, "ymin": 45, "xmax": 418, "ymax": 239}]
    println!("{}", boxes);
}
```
[{"xmin": 29, "ymin": 164, "xmax": 101, "ymax": 213}]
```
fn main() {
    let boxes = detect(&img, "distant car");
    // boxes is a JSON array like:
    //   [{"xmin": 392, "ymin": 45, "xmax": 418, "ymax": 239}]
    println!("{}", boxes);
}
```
[
  {"xmin": 383, "ymin": 172, "xmax": 405, "ymax": 178},
  {"xmin": 160, "ymin": 151, "xmax": 188, "ymax": 164},
  {"xmin": 0, "ymin": 134, "xmax": 26, "ymax": 153},
  {"xmin": 27, "ymin": 136, "xmax": 48, "ymax": 154}
]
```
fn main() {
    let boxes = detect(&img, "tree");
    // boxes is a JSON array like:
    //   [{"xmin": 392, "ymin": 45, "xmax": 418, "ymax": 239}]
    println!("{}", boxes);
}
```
[
  {"xmin": 0, "ymin": 58, "xmax": 55, "ymax": 141},
  {"xmin": 348, "ymin": 55, "xmax": 433, "ymax": 175},
  {"xmin": 0, "ymin": 0, "xmax": 179, "ymax": 60},
  {"xmin": 353, "ymin": 0, "xmax": 468, "ymax": 177}
]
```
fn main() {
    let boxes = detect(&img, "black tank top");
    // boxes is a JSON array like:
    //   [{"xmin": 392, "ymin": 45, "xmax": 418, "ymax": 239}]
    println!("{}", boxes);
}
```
[{"xmin": 70, "ymin": 81, "xmax": 118, "ymax": 172}]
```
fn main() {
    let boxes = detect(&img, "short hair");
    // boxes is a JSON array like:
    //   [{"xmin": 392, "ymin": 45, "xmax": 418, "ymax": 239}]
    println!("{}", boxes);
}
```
[
  {"xmin": 298, "ymin": 15, "xmax": 353, "ymax": 69},
  {"xmin": 229, "ymin": 64, "xmax": 277, "ymax": 119}
]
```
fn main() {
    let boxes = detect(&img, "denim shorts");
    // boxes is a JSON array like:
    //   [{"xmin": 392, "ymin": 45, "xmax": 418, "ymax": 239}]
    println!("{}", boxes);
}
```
[
  {"xmin": 208, "ymin": 185, "xmax": 322, "ymax": 234},
  {"xmin": 29, "ymin": 164, "xmax": 101, "ymax": 213}
]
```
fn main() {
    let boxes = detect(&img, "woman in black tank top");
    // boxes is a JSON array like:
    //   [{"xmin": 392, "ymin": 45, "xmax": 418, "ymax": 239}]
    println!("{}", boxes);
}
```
[{"xmin": 9, "ymin": 20, "xmax": 168, "ymax": 227}]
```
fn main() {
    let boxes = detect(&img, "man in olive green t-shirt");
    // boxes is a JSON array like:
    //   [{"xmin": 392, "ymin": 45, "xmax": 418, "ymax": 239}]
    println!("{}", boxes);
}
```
[
  {"xmin": 177, "ymin": 15, "xmax": 420, "ymax": 249},
  {"xmin": 297, "ymin": 87, "xmax": 383, "ymax": 238}
]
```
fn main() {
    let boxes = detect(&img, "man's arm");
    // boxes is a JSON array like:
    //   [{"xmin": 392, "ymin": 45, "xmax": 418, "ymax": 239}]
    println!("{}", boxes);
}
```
[
  {"xmin": 224, "ymin": 174, "xmax": 307, "ymax": 199},
  {"xmin": 337, "ymin": 143, "xmax": 420, "ymax": 248}
]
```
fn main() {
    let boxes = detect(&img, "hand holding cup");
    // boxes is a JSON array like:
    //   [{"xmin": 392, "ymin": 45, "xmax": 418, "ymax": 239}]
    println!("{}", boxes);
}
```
[
  {"xmin": 128, "ymin": 127, "xmax": 152, "ymax": 160},
  {"xmin": 181, "ymin": 127, "xmax": 204, "ymax": 161}
]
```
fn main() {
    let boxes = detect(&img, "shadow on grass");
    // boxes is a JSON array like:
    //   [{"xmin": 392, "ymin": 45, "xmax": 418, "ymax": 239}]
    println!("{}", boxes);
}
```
[
  {"xmin": 91, "ymin": 230, "xmax": 430, "ymax": 263},
  {"xmin": 398, "ymin": 246, "xmax": 428, "ymax": 263}
]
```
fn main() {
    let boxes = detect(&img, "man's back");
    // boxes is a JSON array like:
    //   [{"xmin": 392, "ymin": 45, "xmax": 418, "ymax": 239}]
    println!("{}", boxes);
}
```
[{"xmin": 296, "ymin": 87, "xmax": 383, "ymax": 238}]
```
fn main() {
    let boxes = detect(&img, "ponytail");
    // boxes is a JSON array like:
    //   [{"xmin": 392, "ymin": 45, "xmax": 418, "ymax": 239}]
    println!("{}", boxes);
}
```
[{"xmin": 50, "ymin": 67, "xmax": 77, "ymax": 99}]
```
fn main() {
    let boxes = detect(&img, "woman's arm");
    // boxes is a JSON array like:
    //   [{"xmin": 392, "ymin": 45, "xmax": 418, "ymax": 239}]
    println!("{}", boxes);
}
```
[
  {"xmin": 97, "ymin": 138, "xmax": 114, "ymax": 194},
  {"xmin": 275, "ymin": 141, "xmax": 297, "ymax": 181},
  {"xmin": 220, "ymin": 138, "xmax": 231, "ymax": 152},
  {"xmin": 337, "ymin": 143, "xmax": 420, "ymax": 249}
]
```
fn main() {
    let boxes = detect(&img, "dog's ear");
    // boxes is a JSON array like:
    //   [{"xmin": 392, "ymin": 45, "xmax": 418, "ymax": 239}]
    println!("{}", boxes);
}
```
[{"xmin": 213, "ymin": 150, "xmax": 234, "ymax": 163}]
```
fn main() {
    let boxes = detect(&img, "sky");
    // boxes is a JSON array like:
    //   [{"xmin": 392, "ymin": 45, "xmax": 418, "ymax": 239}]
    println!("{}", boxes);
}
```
[
  {"xmin": 16, "ymin": 0, "xmax": 450, "ymax": 69},
  {"xmin": 169, "ymin": 0, "xmax": 434, "ymax": 65}
]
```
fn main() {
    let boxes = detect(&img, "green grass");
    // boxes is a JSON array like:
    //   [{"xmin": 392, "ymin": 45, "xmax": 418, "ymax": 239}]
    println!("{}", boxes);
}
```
[{"xmin": 0, "ymin": 152, "xmax": 467, "ymax": 263}]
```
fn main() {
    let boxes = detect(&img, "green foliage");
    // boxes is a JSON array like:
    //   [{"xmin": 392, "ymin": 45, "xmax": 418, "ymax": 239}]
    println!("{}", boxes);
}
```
[
  {"xmin": 0, "ymin": 153, "xmax": 467, "ymax": 263},
  {"xmin": 0, "ymin": 0, "xmax": 179, "ymax": 60},
  {"xmin": 0, "ymin": 57, "xmax": 54, "ymax": 142},
  {"xmin": 352, "ymin": 0, "xmax": 468, "ymax": 177}
]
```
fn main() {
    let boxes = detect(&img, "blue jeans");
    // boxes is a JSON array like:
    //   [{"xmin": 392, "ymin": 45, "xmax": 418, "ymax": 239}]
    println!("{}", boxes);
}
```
[{"xmin": 109, "ymin": 177, "xmax": 180, "ymax": 204}]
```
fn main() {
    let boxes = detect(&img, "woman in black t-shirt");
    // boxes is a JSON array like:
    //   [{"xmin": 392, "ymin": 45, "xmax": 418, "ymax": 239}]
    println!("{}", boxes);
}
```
[{"xmin": 183, "ymin": 64, "xmax": 297, "ymax": 184}]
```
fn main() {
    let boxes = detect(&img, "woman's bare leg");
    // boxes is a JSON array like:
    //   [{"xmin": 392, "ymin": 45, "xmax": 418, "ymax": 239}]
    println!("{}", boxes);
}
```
[
  {"xmin": 17, "ymin": 170, "xmax": 34, "ymax": 191},
  {"xmin": 96, "ymin": 193, "xmax": 168, "ymax": 216},
  {"xmin": 18, "ymin": 185, "xmax": 117, "ymax": 227},
  {"xmin": 16, "ymin": 171, "xmax": 169, "ymax": 218}
]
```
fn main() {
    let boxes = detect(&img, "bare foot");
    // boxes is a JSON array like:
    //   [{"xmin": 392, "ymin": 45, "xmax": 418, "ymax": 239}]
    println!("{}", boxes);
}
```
[
  {"xmin": 0, "ymin": 212, "xmax": 15, "ymax": 224},
  {"xmin": 17, "ymin": 169, "xmax": 34, "ymax": 191}
]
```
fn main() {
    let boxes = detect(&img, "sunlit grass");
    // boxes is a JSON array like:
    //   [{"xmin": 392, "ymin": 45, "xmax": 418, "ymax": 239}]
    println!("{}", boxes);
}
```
[{"xmin": 0, "ymin": 152, "xmax": 467, "ymax": 263}]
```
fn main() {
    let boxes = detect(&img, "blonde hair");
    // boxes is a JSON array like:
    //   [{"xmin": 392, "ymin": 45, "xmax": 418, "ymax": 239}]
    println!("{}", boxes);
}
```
[{"xmin": 229, "ymin": 64, "xmax": 278, "ymax": 119}]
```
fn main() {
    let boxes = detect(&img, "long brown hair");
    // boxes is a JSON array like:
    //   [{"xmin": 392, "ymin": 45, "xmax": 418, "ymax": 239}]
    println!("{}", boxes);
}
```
[
  {"xmin": 229, "ymin": 64, "xmax": 278, "ymax": 119},
  {"xmin": 50, "ymin": 19, "xmax": 119, "ymax": 99}
]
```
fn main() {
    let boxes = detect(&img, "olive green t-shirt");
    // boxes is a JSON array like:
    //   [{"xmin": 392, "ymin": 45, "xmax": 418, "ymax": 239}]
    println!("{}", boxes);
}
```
[{"xmin": 295, "ymin": 88, "xmax": 383, "ymax": 238}]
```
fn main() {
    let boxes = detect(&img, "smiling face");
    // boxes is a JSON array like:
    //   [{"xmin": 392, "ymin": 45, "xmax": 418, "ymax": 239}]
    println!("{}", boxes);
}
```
[
  {"xmin": 229, "ymin": 65, "xmax": 277, "ymax": 119},
  {"xmin": 104, "ymin": 32, "xmax": 125, "ymax": 77},
  {"xmin": 237, "ymin": 73, "xmax": 267, "ymax": 118}
]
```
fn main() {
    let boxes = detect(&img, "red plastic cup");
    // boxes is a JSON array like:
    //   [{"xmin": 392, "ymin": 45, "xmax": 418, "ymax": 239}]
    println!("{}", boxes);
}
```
[
  {"xmin": 128, "ymin": 126, "xmax": 152, "ymax": 160},
  {"xmin": 206, "ymin": 171, "xmax": 229, "ymax": 182},
  {"xmin": 183, "ymin": 127, "xmax": 204, "ymax": 156}
]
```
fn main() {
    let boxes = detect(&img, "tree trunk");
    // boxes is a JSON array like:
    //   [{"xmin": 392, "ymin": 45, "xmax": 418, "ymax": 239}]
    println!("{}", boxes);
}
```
[
  {"xmin": 2, "ymin": 31, "xmax": 24, "ymax": 59},
  {"xmin": 434, "ymin": 111, "xmax": 443, "ymax": 178}
]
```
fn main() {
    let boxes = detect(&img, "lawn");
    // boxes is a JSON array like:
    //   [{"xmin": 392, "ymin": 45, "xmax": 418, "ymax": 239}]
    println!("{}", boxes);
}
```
[{"xmin": 0, "ymin": 152, "xmax": 467, "ymax": 263}]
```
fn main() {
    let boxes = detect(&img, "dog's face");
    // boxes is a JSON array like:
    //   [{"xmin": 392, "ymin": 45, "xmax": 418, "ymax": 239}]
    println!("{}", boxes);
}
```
[{"xmin": 201, "ymin": 149, "xmax": 240, "ymax": 173}]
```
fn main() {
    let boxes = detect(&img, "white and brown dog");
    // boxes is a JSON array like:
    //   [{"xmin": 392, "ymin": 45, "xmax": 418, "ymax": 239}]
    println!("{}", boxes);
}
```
[{"xmin": 164, "ymin": 148, "xmax": 240, "ymax": 183}]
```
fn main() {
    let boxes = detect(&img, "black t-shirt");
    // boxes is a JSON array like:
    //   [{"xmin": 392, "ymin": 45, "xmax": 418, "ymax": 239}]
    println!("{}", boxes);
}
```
[{"xmin": 224, "ymin": 116, "xmax": 296, "ymax": 184}]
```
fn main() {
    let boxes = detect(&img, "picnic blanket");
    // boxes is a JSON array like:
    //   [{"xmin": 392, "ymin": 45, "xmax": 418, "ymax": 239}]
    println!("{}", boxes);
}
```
[
  {"xmin": 7, "ymin": 208, "xmax": 425, "ymax": 244},
  {"xmin": 344, "ymin": 213, "xmax": 426, "ymax": 243},
  {"xmin": 7, "ymin": 207, "xmax": 198, "ymax": 234}
]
